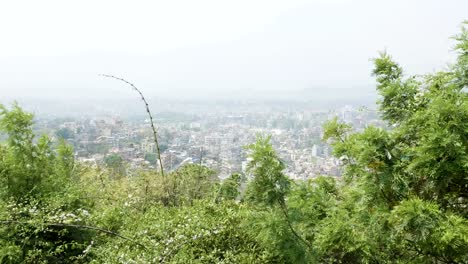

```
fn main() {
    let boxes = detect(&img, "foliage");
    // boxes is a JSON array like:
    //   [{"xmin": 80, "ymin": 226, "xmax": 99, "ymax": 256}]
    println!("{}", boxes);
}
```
[
  {"xmin": 55, "ymin": 127, "xmax": 74, "ymax": 140},
  {"xmin": 244, "ymin": 135, "xmax": 290, "ymax": 206},
  {"xmin": 319, "ymin": 22, "xmax": 468, "ymax": 263},
  {"xmin": 165, "ymin": 164, "xmax": 218, "ymax": 206},
  {"xmin": 144, "ymin": 152, "xmax": 157, "ymax": 165},
  {"xmin": 91, "ymin": 201, "xmax": 274, "ymax": 263},
  {"xmin": 0, "ymin": 103, "xmax": 93, "ymax": 263},
  {"xmin": 103, "ymin": 153, "xmax": 126, "ymax": 179},
  {"xmin": 216, "ymin": 173, "xmax": 243, "ymax": 202}
]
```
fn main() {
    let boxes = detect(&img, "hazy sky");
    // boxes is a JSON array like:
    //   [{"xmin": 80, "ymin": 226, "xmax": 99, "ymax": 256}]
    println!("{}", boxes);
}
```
[{"xmin": 0, "ymin": 0, "xmax": 467, "ymax": 101}]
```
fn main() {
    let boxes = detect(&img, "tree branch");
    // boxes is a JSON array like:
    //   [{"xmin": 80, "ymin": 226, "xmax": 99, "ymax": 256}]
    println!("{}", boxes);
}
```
[
  {"xmin": 278, "ymin": 199, "xmax": 312, "ymax": 250},
  {"xmin": 0, "ymin": 220, "xmax": 147, "ymax": 249},
  {"xmin": 100, "ymin": 74, "xmax": 165, "ymax": 177}
]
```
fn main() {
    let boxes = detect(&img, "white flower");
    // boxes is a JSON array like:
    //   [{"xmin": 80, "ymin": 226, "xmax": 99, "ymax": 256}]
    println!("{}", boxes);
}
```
[
  {"xmin": 66, "ymin": 213, "xmax": 77, "ymax": 218},
  {"xmin": 82, "ymin": 241, "xmax": 94, "ymax": 254},
  {"xmin": 78, "ymin": 209, "xmax": 90, "ymax": 216}
]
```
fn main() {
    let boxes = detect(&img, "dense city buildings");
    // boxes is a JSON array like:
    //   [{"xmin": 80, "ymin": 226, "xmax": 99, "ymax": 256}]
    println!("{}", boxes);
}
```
[{"xmin": 33, "ymin": 102, "xmax": 383, "ymax": 180}]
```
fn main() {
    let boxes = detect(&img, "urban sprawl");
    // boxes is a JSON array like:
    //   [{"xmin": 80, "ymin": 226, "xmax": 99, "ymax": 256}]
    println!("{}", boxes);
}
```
[{"xmin": 33, "ymin": 104, "xmax": 383, "ymax": 180}]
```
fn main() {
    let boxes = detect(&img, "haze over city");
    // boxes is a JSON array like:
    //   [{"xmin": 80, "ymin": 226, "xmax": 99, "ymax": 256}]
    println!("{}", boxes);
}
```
[{"xmin": 1, "ymin": 0, "xmax": 466, "ymax": 104}]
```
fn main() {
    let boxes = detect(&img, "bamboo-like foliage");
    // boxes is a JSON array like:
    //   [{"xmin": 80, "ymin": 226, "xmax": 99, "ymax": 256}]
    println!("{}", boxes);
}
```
[{"xmin": 100, "ymin": 74, "xmax": 165, "ymax": 176}]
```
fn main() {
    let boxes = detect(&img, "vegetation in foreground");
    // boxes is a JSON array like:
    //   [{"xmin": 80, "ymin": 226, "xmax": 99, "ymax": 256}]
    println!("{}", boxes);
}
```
[{"xmin": 0, "ymin": 23, "xmax": 467, "ymax": 263}]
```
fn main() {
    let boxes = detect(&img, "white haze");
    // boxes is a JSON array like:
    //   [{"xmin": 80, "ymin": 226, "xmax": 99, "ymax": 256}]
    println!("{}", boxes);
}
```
[{"xmin": 0, "ymin": 0, "xmax": 467, "ymax": 102}]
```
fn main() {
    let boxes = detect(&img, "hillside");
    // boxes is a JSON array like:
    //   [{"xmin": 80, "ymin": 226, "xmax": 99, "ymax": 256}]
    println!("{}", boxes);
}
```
[{"xmin": 0, "ymin": 23, "xmax": 467, "ymax": 264}]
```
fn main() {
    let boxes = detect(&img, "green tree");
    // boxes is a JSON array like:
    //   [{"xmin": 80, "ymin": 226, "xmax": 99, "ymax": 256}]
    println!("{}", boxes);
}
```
[
  {"xmin": 319, "ymin": 22, "xmax": 468, "ymax": 263},
  {"xmin": 104, "ymin": 153, "xmax": 126, "ymax": 178},
  {"xmin": 244, "ymin": 135, "xmax": 312, "ymax": 262},
  {"xmin": 244, "ymin": 135, "xmax": 290, "ymax": 206},
  {"xmin": 55, "ymin": 127, "xmax": 73, "ymax": 140},
  {"xmin": 167, "ymin": 164, "xmax": 217, "ymax": 206},
  {"xmin": 0, "ymin": 103, "xmax": 55, "ymax": 199},
  {"xmin": 144, "ymin": 152, "xmax": 157, "ymax": 165},
  {"xmin": 0, "ymin": 104, "xmax": 93, "ymax": 263},
  {"xmin": 216, "ymin": 173, "xmax": 243, "ymax": 202}
]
